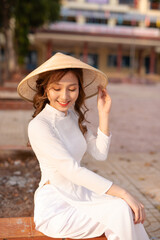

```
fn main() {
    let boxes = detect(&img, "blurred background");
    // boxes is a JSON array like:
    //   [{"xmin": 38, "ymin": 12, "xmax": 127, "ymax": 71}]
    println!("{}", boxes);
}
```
[
  {"xmin": 0, "ymin": 0, "xmax": 160, "ymax": 85},
  {"xmin": 0, "ymin": 0, "xmax": 160, "ymax": 238}
]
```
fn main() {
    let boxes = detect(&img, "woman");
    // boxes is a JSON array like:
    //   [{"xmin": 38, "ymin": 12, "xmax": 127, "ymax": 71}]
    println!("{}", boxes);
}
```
[{"xmin": 17, "ymin": 52, "xmax": 149, "ymax": 240}]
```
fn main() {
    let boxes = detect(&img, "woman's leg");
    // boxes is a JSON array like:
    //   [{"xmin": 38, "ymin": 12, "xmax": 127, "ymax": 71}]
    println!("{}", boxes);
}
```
[{"xmin": 103, "ymin": 198, "xmax": 149, "ymax": 240}]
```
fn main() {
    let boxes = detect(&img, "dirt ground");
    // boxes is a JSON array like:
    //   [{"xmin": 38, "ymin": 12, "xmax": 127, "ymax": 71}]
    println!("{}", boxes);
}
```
[
  {"xmin": 0, "ymin": 82, "xmax": 160, "ymax": 218},
  {"xmin": 0, "ymin": 150, "xmax": 39, "ymax": 217}
]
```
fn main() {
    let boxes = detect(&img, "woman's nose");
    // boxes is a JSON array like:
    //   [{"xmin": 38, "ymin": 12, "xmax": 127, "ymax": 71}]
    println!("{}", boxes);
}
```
[{"xmin": 61, "ymin": 89, "xmax": 69, "ymax": 101}]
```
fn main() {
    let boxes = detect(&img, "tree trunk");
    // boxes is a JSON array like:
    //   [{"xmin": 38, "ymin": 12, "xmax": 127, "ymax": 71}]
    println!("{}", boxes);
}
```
[
  {"xmin": 3, "ymin": 30, "xmax": 10, "ymax": 82},
  {"xmin": 0, "ymin": 39, "xmax": 3, "ymax": 86},
  {"xmin": 8, "ymin": 18, "xmax": 17, "ymax": 74},
  {"xmin": 2, "ymin": 19, "xmax": 17, "ymax": 85}
]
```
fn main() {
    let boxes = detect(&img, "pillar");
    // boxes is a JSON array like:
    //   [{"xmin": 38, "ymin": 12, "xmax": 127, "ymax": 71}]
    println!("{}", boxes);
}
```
[
  {"xmin": 108, "ymin": 18, "xmax": 116, "ymax": 27},
  {"xmin": 138, "ymin": 0, "xmax": 148, "ymax": 28},
  {"xmin": 134, "ymin": 0, "xmax": 138, "ymax": 8},
  {"xmin": 83, "ymin": 42, "xmax": 88, "ymax": 63},
  {"xmin": 149, "ymin": 47, "xmax": 155, "ymax": 74},
  {"xmin": 117, "ymin": 44, "xmax": 122, "ymax": 71},
  {"xmin": 137, "ymin": 49, "xmax": 143, "ymax": 74},
  {"xmin": 138, "ymin": 0, "xmax": 148, "ymax": 12},
  {"xmin": 109, "ymin": 0, "xmax": 118, "ymax": 5},
  {"xmin": 46, "ymin": 41, "xmax": 53, "ymax": 60},
  {"xmin": 77, "ymin": 15, "xmax": 85, "ymax": 24}
]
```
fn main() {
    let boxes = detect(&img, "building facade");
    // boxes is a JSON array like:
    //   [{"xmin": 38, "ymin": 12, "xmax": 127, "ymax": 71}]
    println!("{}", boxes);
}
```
[{"xmin": 28, "ymin": 0, "xmax": 160, "ymax": 81}]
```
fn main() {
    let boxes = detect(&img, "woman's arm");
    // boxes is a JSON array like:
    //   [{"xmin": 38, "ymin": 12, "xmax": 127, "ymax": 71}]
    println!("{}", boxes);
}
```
[
  {"xmin": 85, "ymin": 128, "xmax": 111, "ymax": 161},
  {"xmin": 97, "ymin": 86, "xmax": 112, "ymax": 137},
  {"xmin": 84, "ymin": 86, "xmax": 112, "ymax": 160},
  {"xmin": 106, "ymin": 184, "xmax": 146, "ymax": 224}
]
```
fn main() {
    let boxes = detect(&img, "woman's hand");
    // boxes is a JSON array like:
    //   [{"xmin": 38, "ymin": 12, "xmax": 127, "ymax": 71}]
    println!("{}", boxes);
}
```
[
  {"xmin": 106, "ymin": 184, "xmax": 146, "ymax": 224},
  {"xmin": 97, "ymin": 86, "xmax": 111, "ymax": 136},
  {"xmin": 122, "ymin": 191, "xmax": 146, "ymax": 224},
  {"xmin": 97, "ymin": 86, "xmax": 112, "ymax": 116}
]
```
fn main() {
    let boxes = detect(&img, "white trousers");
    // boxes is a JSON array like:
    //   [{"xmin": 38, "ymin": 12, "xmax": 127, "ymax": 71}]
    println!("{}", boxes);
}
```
[{"xmin": 34, "ymin": 185, "xmax": 150, "ymax": 240}]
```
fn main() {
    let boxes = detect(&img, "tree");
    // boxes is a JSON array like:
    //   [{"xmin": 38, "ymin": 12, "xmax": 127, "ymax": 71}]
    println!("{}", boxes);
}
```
[
  {"xmin": 0, "ymin": 0, "xmax": 60, "ymax": 85},
  {"xmin": 0, "ymin": 0, "xmax": 16, "ymax": 84}
]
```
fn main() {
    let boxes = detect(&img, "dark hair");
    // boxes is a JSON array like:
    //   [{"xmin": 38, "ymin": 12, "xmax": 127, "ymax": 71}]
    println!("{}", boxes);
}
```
[{"xmin": 32, "ymin": 68, "xmax": 88, "ymax": 135}]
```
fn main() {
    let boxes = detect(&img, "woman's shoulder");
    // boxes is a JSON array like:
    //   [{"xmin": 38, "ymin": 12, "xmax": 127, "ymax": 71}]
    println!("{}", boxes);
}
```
[
  {"xmin": 69, "ymin": 108, "xmax": 78, "ymax": 120},
  {"xmin": 28, "ymin": 109, "xmax": 54, "ymax": 133}
]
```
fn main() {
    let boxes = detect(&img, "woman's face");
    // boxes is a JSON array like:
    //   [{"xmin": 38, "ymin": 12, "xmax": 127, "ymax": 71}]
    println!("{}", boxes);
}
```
[{"xmin": 47, "ymin": 71, "xmax": 79, "ymax": 115}]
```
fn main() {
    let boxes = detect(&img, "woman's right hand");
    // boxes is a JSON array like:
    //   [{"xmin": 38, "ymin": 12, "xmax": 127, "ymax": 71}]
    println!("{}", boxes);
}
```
[{"xmin": 97, "ymin": 86, "xmax": 112, "ymax": 116}]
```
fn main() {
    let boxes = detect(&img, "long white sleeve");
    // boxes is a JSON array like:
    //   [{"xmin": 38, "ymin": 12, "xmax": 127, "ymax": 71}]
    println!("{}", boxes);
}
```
[{"xmin": 85, "ymin": 127, "xmax": 111, "ymax": 160}]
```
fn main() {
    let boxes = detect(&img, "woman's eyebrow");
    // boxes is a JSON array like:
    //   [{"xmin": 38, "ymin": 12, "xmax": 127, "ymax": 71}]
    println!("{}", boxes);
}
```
[
  {"xmin": 53, "ymin": 83, "xmax": 78, "ymax": 86},
  {"xmin": 68, "ymin": 83, "xmax": 79, "ymax": 86}
]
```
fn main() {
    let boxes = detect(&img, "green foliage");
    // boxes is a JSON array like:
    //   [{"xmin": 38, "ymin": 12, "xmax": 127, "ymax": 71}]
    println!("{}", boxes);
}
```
[
  {"xmin": 0, "ymin": 0, "xmax": 16, "ymax": 30},
  {"xmin": 0, "ymin": 0, "xmax": 60, "ymax": 65},
  {"xmin": 43, "ymin": 0, "xmax": 60, "ymax": 22},
  {"xmin": 15, "ymin": 0, "xmax": 60, "ymax": 64}
]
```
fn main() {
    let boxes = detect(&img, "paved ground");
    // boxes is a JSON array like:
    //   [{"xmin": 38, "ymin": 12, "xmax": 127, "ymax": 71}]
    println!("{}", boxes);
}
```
[{"xmin": 0, "ymin": 83, "xmax": 160, "ymax": 239}]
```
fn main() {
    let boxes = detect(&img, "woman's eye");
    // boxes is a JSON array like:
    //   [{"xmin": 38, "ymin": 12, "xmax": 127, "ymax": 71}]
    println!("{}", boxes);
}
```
[
  {"xmin": 69, "ymin": 88, "xmax": 76, "ymax": 92},
  {"xmin": 53, "ymin": 88, "xmax": 61, "ymax": 91}
]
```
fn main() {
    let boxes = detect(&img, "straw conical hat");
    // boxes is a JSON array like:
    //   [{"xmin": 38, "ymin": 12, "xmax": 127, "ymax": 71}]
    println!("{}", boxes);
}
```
[{"xmin": 17, "ymin": 52, "xmax": 108, "ymax": 101}]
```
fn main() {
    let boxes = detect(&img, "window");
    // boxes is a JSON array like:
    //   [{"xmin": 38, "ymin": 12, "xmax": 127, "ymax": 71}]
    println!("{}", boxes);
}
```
[
  {"xmin": 108, "ymin": 55, "xmax": 130, "ymax": 68},
  {"xmin": 88, "ymin": 54, "xmax": 98, "ymax": 68},
  {"xmin": 122, "ymin": 56, "xmax": 130, "ymax": 68},
  {"xmin": 108, "ymin": 55, "xmax": 117, "ymax": 67},
  {"xmin": 117, "ymin": 20, "xmax": 138, "ymax": 27},
  {"xmin": 119, "ymin": 0, "xmax": 134, "ymax": 4},
  {"xmin": 148, "ymin": 22, "xmax": 157, "ymax": 28},
  {"xmin": 86, "ymin": 17, "xmax": 107, "ymax": 24},
  {"xmin": 60, "ymin": 16, "xmax": 76, "ymax": 22},
  {"xmin": 86, "ymin": 0, "xmax": 109, "ymax": 3},
  {"xmin": 150, "ymin": 0, "xmax": 160, "ymax": 10},
  {"xmin": 80, "ymin": 53, "xmax": 98, "ymax": 68},
  {"xmin": 52, "ymin": 51, "xmax": 75, "ymax": 57},
  {"xmin": 26, "ymin": 50, "xmax": 37, "ymax": 71}
]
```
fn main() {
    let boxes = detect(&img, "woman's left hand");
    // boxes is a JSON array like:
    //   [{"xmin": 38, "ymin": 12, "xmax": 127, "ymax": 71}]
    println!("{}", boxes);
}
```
[
  {"xmin": 106, "ymin": 184, "xmax": 146, "ymax": 224},
  {"xmin": 123, "ymin": 191, "xmax": 146, "ymax": 224},
  {"xmin": 97, "ymin": 86, "xmax": 112, "ymax": 116}
]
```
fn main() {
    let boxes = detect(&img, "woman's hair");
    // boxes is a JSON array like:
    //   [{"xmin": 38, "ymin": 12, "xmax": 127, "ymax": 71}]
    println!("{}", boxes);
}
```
[{"xmin": 32, "ymin": 68, "xmax": 88, "ymax": 135}]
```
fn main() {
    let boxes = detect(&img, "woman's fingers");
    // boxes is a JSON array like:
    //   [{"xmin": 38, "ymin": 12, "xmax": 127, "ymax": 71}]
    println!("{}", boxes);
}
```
[
  {"xmin": 123, "ymin": 192, "xmax": 146, "ymax": 224},
  {"xmin": 134, "ymin": 206, "xmax": 139, "ymax": 224},
  {"xmin": 134, "ymin": 203, "xmax": 145, "ymax": 224},
  {"xmin": 140, "ymin": 203, "xmax": 146, "ymax": 224},
  {"xmin": 97, "ymin": 86, "xmax": 112, "ymax": 115},
  {"xmin": 98, "ymin": 86, "xmax": 111, "ymax": 102},
  {"xmin": 98, "ymin": 86, "xmax": 107, "ymax": 99}
]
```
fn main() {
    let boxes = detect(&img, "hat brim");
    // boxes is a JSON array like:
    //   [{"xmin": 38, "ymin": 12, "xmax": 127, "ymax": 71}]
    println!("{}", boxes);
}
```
[{"xmin": 17, "ymin": 53, "xmax": 108, "ymax": 102}]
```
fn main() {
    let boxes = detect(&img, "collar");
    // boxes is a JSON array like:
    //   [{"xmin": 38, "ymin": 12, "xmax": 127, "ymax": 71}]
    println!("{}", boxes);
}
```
[{"xmin": 45, "ymin": 103, "xmax": 68, "ymax": 118}]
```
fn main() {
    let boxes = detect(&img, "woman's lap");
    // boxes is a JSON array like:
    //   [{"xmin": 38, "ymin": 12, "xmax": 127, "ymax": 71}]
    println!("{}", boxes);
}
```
[
  {"xmin": 34, "ymin": 184, "xmax": 106, "ymax": 238},
  {"xmin": 34, "ymin": 184, "xmax": 149, "ymax": 240}
]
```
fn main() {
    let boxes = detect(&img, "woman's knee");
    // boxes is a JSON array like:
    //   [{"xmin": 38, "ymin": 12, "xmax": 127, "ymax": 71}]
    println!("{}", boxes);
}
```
[{"xmin": 116, "ymin": 198, "xmax": 132, "ymax": 216}]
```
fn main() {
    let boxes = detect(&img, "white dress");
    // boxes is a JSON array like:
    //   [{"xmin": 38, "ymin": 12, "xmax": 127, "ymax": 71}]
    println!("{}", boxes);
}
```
[{"xmin": 28, "ymin": 104, "xmax": 149, "ymax": 240}]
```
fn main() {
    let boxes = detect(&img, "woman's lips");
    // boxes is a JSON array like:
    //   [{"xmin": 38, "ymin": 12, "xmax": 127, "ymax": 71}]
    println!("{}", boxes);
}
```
[{"xmin": 57, "ymin": 101, "xmax": 70, "ymax": 107}]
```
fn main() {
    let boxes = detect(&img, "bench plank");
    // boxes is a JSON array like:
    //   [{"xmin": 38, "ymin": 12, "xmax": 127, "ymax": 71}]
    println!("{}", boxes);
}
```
[
  {"xmin": 0, "ymin": 238, "xmax": 54, "ymax": 240},
  {"xmin": 0, "ymin": 217, "xmax": 53, "ymax": 239},
  {"xmin": 0, "ymin": 217, "xmax": 107, "ymax": 240}
]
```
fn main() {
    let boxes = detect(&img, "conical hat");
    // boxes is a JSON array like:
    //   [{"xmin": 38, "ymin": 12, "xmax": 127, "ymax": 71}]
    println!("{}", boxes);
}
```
[{"xmin": 17, "ymin": 52, "xmax": 108, "ymax": 101}]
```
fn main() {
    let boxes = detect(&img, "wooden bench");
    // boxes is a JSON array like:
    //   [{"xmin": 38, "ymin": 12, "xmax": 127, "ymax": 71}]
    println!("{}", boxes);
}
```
[{"xmin": 0, "ymin": 217, "xmax": 107, "ymax": 240}]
